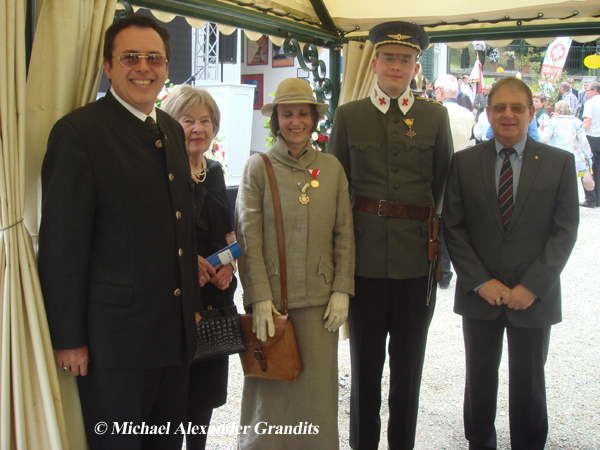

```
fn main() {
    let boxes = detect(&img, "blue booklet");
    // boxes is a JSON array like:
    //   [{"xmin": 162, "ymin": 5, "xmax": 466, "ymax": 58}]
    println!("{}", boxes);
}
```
[{"xmin": 206, "ymin": 242, "xmax": 243, "ymax": 267}]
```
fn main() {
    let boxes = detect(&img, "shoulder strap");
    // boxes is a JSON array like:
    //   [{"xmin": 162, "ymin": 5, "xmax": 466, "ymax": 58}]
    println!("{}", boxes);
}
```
[{"xmin": 259, "ymin": 153, "xmax": 288, "ymax": 314}]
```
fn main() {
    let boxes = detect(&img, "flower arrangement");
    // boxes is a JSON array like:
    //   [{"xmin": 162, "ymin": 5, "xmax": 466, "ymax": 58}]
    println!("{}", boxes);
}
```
[
  {"xmin": 205, "ymin": 136, "xmax": 229, "ymax": 178},
  {"xmin": 311, "ymin": 131, "xmax": 329, "ymax": 152},
  {"xmin": 503, "ymin": 51, "xmax": 515, "ymax": 59},
  {"xmin": 155, "ymin": 79, "xmax": 174, "ymax": 108}
]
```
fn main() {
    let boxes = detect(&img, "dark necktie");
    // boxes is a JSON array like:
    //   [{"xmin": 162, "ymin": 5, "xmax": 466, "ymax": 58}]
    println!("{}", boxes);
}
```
[
  {"xmin": 389, "ymin": 97, "xmax": 398, "ymax": 112},
  {"xmin": 498, "ymin": 147, "xmax": 515, "ymax": 229},
  {"xmin": 145, "ymin": 116, "xmax": 160, "ymax": 134}
]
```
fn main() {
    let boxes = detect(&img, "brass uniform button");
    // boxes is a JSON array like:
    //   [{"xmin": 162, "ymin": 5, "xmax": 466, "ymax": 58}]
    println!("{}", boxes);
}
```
[
  {"xmin": 155, "ymin": 140, "xmax": 163, "ymax": 148},
  {"xmin": 169, "ymin": 173, "xmax": 175, "ymax": 181},
  {"xmin": 174, "ymin": 288, "xmax": 182, "ymax": 297},
  {"xmin": 176, "ymin": 211, "xmax": 182, "ymax": 219},
  {"xmin": 178, "ymin": 248, "xmax": 183, "ymax": 257}
]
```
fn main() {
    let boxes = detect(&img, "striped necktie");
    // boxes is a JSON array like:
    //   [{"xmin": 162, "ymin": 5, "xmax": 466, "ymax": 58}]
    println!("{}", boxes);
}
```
[
  {"xmin": 498, "ymin": 147, "xmax": 515, "ymax": 229},
  {"xmin": 145, "ymin": 116, "xmax": 160, "ymax": 134}
]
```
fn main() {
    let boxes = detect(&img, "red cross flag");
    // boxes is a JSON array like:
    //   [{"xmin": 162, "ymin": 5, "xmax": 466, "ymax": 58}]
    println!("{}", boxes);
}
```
[{"xmin": 539, "ymin": 37, "xmax": 572, "ymax": 94}]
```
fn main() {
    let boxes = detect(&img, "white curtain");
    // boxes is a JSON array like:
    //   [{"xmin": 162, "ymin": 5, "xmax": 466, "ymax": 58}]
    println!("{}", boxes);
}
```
[
  {"xmin": 1, "ymin": 1, "xmax": 66, "ymax": 449},
  {"xmin": 0, "ymin": 1, "xmax": 117, "ymax": 449},
  {"xmin": 339, "ymin": 40, "xmax": 376, "ymax": 105}
]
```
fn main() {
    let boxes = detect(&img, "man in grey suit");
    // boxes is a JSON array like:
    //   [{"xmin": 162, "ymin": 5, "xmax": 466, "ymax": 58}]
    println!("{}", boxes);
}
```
[{"xmin": 443, "ymin": 77, "xmax": 579, "ymax": 450}]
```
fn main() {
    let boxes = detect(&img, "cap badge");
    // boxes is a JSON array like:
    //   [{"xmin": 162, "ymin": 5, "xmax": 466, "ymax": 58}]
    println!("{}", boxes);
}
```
[{"xmin": 387, "ymin": 34, "xmax": 412, "ymax": 41}]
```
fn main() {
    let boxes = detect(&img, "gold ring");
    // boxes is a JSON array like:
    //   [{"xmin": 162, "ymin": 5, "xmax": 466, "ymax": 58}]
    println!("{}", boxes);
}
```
[
  {"xmin": 62, "ymin": 366, "xmax": 71, "ymax": 373},
  {"xmin": 200, "ymin": 276, "xmax": 205, "ymax": 281},
  {"xmin": 495, "ymin": 299, "xmax": 502, "ymax": 306}
]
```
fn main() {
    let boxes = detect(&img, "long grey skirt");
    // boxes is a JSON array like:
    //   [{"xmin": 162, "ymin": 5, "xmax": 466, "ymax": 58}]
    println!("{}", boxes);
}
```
[{"xmin": 238, "ymin": 305, "xmax": 339, "ymax": 449}]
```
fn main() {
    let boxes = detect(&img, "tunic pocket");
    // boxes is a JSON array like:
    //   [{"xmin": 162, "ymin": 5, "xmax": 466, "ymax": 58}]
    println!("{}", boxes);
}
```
[
  {"xmin": 88, "ymin": 281, "xmax": 133, "ymax": 306},
  {"xmin": 349, "ymin": 139, "xmax": 382, "ymax": 180},
  {"xmin": 417, "ymin": 140, "xmax": 435, "ymax": 181}
]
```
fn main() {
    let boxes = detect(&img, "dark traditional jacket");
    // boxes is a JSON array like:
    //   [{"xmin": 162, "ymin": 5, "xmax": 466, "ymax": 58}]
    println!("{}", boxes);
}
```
[{"xmin": 39, "ymin": 91, "xmax": 199, "ymax": 369}]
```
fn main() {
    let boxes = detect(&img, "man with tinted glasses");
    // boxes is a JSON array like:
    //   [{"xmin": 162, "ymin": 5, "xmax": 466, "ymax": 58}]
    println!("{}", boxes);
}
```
[
  {"xmin": 39, "ymin": 15, "xmax": 198, "ymax": 450},
  {"xmin": 443, "ymin": 77, "xmax": 579, "ymax": 450},
  {"xmin": 330, "ymin": 21, "xmax": 452, "ymax": 450}
]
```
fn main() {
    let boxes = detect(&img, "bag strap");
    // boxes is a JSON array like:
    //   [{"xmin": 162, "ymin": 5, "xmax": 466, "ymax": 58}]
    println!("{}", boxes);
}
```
[{"xmin": 259, "ymin": 153, "xmax": 288, "ymax": 315}]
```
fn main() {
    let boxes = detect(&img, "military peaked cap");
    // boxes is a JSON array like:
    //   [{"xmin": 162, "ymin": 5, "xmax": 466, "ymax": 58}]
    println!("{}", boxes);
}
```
[{"xmin": 369, "ymin": 21, "xmax": 429, "ymax": 55}]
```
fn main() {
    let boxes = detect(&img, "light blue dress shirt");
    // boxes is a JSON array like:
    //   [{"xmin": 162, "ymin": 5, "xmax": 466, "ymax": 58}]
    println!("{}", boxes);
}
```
[{"xmin": 494, "ymin": 136, "xmax": 527, "ymax": 199}]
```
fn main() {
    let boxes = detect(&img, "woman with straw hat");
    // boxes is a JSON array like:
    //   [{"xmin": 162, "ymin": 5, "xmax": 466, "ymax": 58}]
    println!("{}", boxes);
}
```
[{"xmin": 235, "ymin": 78, "xmax": 355, "ymax": 449}]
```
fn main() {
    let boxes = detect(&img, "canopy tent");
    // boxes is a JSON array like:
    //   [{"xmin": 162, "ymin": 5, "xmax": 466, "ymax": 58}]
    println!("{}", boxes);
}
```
[
  {"xmin": 1, "ymin": 0, "xmax": 599, "ymax": 449},
  {"xmin": 131, "ymin": 0, "xmax": 600, "ymax": 45}
]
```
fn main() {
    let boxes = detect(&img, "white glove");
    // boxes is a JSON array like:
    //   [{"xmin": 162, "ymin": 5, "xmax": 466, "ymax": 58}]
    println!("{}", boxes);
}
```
[
  {"xmin": 252, "ymin": 300, "xmax": 281, "ymax": 342},
  {"xmin": 323, "ymin": 292, "xmax": 349, "ymax": 332}
]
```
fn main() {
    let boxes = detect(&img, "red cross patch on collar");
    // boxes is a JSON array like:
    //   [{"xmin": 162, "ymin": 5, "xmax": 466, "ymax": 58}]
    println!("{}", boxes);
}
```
[
  {"xmin": 402, "ymin": 98, "xmax": 409, "ymax": 106},
  {"xmin": 379, "ymin": 98, "xmax": 387, "ymax": 105}
]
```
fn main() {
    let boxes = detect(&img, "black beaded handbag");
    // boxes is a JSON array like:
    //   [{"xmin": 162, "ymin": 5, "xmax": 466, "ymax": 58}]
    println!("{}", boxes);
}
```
[{"xmin": 192, "ymin": 291, "xmax": 246, "ymax": 364}]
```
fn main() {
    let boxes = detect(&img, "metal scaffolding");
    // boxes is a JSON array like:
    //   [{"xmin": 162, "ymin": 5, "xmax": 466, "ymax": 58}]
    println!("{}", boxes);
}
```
[{"xmin": 192, "ymin": 22, "xmax": 220, "ymax": 82}]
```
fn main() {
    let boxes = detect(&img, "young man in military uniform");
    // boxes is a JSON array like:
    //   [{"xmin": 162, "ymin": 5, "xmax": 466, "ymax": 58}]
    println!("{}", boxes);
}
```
[{"xmin": 329, "ymin": 21, "xmax": 453, "ymax": 450}]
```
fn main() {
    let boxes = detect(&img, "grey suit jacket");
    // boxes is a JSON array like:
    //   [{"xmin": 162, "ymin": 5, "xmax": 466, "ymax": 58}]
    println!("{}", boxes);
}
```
[{"xmin": 443, "ymin": 137, "xmax": 579, "ymax": 328}]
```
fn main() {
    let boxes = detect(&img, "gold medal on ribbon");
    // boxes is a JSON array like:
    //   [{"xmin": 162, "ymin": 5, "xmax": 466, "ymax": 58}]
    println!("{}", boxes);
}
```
[
  {"xmin": 403, "ymin": 118, "xmax": 416, "ymax": 138},
  {"xmin": 297, "ymin": 182, "xmax": 310, "ymax": 205},
  {"xmin": 308, "ymin": 169, "xmax": 320, "ymax": 189}
]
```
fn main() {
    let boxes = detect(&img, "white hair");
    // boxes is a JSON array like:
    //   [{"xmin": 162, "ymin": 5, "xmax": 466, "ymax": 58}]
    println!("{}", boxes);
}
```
[{"xmin": 435, "ymin": 74, "xmax": 459, "ymax": 96}]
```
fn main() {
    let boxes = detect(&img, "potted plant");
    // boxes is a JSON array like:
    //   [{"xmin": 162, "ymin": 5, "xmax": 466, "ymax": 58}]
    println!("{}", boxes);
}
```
[
  {"xmin": 504, "ymin": 51, "xmax": 515, "ymax": 70},
  {"xmin": 519, "ymin": 47, "xmax": 543, "ymax": 74}
]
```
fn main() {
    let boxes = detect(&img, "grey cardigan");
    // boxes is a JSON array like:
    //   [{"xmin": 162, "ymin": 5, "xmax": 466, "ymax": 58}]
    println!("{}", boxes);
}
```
[{"xmin": 235, "ymin": 139, "xmax": 355, "ymax": 310}]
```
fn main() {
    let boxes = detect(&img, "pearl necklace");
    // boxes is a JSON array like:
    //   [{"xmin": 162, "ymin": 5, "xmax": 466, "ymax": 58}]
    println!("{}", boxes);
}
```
[{"xmin": 191, "ymin": 156, "xmax": 207, "ymax": 183}]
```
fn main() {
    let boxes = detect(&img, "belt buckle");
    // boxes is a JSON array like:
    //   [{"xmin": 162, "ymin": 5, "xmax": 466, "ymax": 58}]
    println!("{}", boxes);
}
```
[{"xmin": 378, "ymin": 200, "xmax": 385, "ymax": 217}]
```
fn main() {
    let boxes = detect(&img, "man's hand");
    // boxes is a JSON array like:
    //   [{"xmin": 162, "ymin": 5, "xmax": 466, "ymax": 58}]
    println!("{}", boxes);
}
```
[
  {"xmin": 198, "ymin": 256, "xmax": 217, "ymax": 287},
  {"xmin": 478, "ymin": 279, "xmax": 511, "ymax": 306},
  {"xmin": 55, "ymin": 346, "xmax": 89, "ymax": 376},
  {"xmin": 503, "ymin": 284, "xmax": 535, "ymax": 310},
  {"xmin": 210, "ymin": 263, "xmax": 233, "ymax": 290}
]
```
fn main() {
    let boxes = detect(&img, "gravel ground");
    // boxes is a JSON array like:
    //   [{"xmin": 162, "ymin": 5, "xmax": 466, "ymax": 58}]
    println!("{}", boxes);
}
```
[{"xmin": 205, "ymin": 191, "xmax": 600, "ymax": 449}]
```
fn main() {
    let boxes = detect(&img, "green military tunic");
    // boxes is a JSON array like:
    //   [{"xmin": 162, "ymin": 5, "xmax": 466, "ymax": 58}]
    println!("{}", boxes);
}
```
[{"xmin": 329, "ymin": 86, "xmax": 453, "ymax": 279}]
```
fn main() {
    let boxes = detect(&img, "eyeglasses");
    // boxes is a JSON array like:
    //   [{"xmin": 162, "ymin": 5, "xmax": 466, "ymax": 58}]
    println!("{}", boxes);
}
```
[
  {"xmin": 378, "ymin": 54, "xmax": 416, "ymax": 66},
  {"xmin": 488, "ymin": 104, "xmax": 530, "ymax": 114},
  {"xmin": 117, "ymin": 53, "xmax": 168, "ymax": 67}
]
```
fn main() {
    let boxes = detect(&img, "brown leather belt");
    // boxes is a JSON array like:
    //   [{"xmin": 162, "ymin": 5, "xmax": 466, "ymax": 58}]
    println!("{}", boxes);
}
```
[{"xmin": 352, "ymin": 196, "xmax": 434, "ymax": 221}]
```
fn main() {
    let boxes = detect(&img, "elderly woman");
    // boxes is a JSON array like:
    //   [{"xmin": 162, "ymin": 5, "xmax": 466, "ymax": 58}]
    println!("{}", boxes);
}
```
[
  {"xmin": 539, "ymin": 100, "xmax": 592, "ymax": 193},
  {"xmin": 162, "ymin": 85, "xmax": 236, "ymax": 450},
  {"xmin": 235, "ymin": 78, "xmax": 355, "ymax": 449}
]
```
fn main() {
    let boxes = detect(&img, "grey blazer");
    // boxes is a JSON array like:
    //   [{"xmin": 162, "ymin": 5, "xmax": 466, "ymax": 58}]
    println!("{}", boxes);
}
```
[
  {"xmin": 443, "ymin": 137, "xmax": 579, "ymax": 328},
  {"xmin": 235, "ymin": 140, "xmax": 355, "ymax": 311}
]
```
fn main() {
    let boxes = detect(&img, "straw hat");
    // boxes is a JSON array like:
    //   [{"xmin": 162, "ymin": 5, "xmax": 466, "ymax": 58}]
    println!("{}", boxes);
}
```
[{"xmin": 261, "ymin": 78, "xmax": 329, "ymax": 117}]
